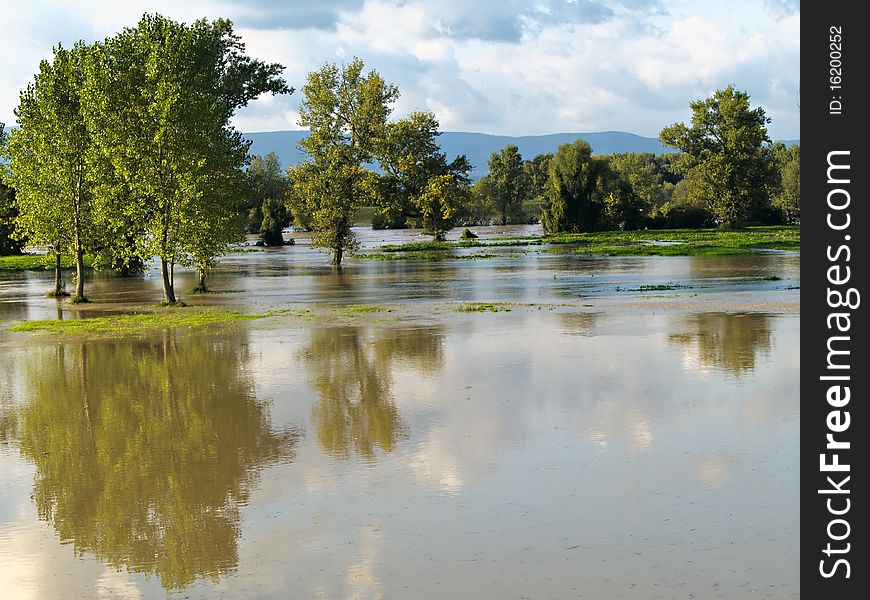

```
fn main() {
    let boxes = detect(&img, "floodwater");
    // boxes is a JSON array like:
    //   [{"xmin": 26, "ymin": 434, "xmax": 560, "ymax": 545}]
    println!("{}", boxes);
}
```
[{"xmin": 0, "ymin": 226, "xmax": 799, "ymax": 599}]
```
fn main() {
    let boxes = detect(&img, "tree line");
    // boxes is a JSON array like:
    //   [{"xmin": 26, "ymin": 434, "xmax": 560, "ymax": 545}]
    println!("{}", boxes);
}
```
[{"xmin": 1, "ymin": 14, "xmax": 799, "ymax": 301}]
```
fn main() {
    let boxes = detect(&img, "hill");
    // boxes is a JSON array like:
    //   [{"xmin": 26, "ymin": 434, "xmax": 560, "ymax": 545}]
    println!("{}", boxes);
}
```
[{"xmin": 240, "ymin": 130, "xmax": 799, "ymax": 180}]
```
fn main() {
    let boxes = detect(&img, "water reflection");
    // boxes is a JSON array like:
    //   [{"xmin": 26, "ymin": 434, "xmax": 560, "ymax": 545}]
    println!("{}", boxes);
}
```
[
  {"xmin": 11, "ymin": 333, "xmax": 300, "ymax": 590},
  {"xmin": 303, "ymin": 326, "xmax": 443, "ymax": 460},
  {"xmin": 668, "ymin": 312, "xmax": 773, "ymax": 376}
]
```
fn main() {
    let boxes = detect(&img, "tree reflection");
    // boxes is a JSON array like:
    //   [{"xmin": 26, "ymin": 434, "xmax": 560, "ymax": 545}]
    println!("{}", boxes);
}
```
[
  {"xmin": 304, "ymin": 326, "xmax": 443, "ymax": 460},
  {"xmin": 14, "ymin": 333, "xmax": 300, "ymax": 590},
  {"xmin": 668, "ymin": 312, "xmax": 773, "ymax": 376}
]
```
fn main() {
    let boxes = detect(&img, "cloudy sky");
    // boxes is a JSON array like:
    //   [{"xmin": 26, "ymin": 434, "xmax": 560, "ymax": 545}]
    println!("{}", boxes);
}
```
[{"xmin": 1, "ymin": 0, "xmax": 800, "ymax": 139}]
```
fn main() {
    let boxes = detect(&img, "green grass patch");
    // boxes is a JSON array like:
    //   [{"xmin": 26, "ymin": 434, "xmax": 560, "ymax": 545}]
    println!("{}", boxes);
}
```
[
  {"xmin": 354, "ymin": 250, "xmax": 500, "ymax": 261},
  {"xmin": 549, "ymin": 225, "xmax": 799, "ymax": 257},
  {"xmin": 0, "ymin": 254, "xmax": 95, "ymax": 272},
  {"xmin": 9, "ymin": 308, "xmax": 266, "ymax": 336},
  {"xmin": 342, "ymin": 305, "xmax": 390, "ymax": 313},
  {"xmin": 457, "ymin": 302, "xmax": 512, "ymax": 313}
]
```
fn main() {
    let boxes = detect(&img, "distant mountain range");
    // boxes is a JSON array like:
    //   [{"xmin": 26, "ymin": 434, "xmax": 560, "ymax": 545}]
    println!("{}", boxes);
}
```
[{"xmin": 244, "ymin": 130, "xmax": 799, "ymax": 179}]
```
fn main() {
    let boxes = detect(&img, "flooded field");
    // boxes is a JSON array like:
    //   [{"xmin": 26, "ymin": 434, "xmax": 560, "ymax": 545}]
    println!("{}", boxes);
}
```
[{"xmin": 0, "ymin": 226, "xmax": 799, "ymax": 599}]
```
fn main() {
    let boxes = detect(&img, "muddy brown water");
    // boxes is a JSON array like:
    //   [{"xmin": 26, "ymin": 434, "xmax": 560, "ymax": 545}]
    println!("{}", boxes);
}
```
[{"xmin": 0, "ymin": 226, "xmax": 799, "ymax": 599}]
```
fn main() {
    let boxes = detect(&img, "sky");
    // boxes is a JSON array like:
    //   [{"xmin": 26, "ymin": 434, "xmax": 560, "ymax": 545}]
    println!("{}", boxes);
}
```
[{"xmin": 0, "ymin": 0, "xmax": 800, "ymax": 139}]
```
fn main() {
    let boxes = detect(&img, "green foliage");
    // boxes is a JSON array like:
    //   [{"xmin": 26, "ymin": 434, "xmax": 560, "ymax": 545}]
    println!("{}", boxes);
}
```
[
  {"xmin": 0, "ymin": 175, "xmax": 25, "ymax": 255},
  {"xmin": 373, "ymin": 111, "xmax": 472, "ymax": 235},
  {"xmin": 485, "ymin": 144, "xmax": 531, "ymax": 225},
  {"xmin": 296, "ymin": 58, "xmax": 398, "ymax": 265},
  {"xmin": 83, "ymin": 14, "xmax": 289, "ymax": 302},
  {"xmin": 540, "ymin": 140, "xmax": 616, "ymax": 233},
  {"xmin": 259, "ymin": 198, "xmax": 288, "ymax": 246},
  {"xmin": 771, "ymin": 142, "xmax": 800, "ymax": 223},
  {"xmin": 5, "ymin": 43, "xmax": 97, "ymax": 298},
  {"xmin": 659, "ymin": 85, "xmax": 778, "ymax": 228},
  {"xmin": 247, "ymin": 152, "xmax": 289, "ymax": 235}
]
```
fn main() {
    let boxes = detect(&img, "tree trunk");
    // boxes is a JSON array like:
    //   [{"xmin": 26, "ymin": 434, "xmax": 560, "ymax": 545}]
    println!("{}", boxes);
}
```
[
  {"xmin": 53, "ymin": 251, "xmax": 64, "ymax": 296},
  {"xmin": 501, "ymin": 205, "xmax": 507, "ymax": 226},
  {"xmin": 74, "ymin": 246, "xmax": 86, "ymax": 301},
  {"xmin": 160, "ymin": 257, "xmax": 177, "ymax": 304},
  {"xmin": 332, "ymin": 247, "xmax": 343, "ymax": 267},
  {"xmin": 196, "ymin": 267, "xmax": 208, "ymax": 292}
]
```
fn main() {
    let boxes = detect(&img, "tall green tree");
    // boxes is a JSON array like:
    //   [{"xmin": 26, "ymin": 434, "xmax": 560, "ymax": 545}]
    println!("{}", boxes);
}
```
[
  {"xmin": 659, "ymin": 85, "xmax": 778, "ymax": 228},
  {"xmin": 5, "ymin": 43, "xmax": 97, "ymax": 299},
  {"xmin": 540, "ymin": 140, "xmax": 613, "ymax": 233},
  {"xmin": 296, "ymin": 58, "xmax": 398, "ymax": 266},
  {"xmin": 486, "ymin": 144, "xmax": 530, "ymax": 225},
  {"xmin": 83, "ymin": 15, "xmax": 290, "ymax": 303}
]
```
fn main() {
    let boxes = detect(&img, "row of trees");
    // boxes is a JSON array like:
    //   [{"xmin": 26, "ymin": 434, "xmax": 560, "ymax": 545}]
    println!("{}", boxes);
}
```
[
  {"xmin": 2, "ymin": 24, "xmax": 799, "ymax": 296},
  {"xmin": 469, "ymin": 86, "xmax": 799, "ymax": 232},
  {"xmin": 0, "ymin": 15, "xmax": 290, "ymax": 302}
]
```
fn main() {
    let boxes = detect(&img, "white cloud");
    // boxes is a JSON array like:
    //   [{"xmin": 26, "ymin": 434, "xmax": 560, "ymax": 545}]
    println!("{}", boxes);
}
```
[{"xmin": 0, "ymin": 0, "xmax": 799, "ymax": 138}]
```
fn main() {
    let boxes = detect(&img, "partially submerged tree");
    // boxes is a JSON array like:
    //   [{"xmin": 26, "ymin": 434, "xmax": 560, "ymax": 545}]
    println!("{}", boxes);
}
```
[
  {"xmin": 84, "ymin": 14, "xmax": 290, "ymax": 303},
  {"xmin": 6, "ymin": 43, "xmax": 97, "ymax": 300},
  {"xmin": 659, "ymin": 85, "xmax": 777, "ymax": 228},
  {"xmin": 485, "ymin": 144, "xmax": 530, "ymax": 225},
  {"xmin": 296, "ymin": 58, "xmax": 398, "ymax": 266},
  {"xmin": 541, "ymin": 140, "xmax": 612, "ymax": 234}
]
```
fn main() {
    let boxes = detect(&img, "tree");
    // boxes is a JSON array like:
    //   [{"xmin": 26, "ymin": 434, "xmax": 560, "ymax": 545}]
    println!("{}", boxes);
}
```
[
  {"xmin": 83, "ymin": 15, "xmax": 290, "ymax": 303},
  {"xmin": 247, "ymin": 152, "xmax": 289, "ymax": 242},
  {"xmin": 5, "ymin": 43, "xmax": 97, "ymax": 300},
  {"xmin": 486, "ymin": 145, "xmax": 530, "ymax": 225},
  {"xmin": 373, "ymin": 110, "xmax": 470, "ymax": 234},
  {"xmin": 522, "ymin": 152, "xmax": 553, "ymax": 223},
  {"xmin": 771, "ymin": 142, "xmax": 800, "ymax": 223},
  {"xmin": 296, "ymin": 58, "xmax": 398, "ymax": 266},
  {"xmin": 540, "ymin": 140, "xmax": 613, "ymax": 233},
  {"xmin": 659, "ymin": 85, "xmax": 778, "ymax": 228},
  {"xmin": 1, "ymin": 173, "xmax": 25, "ymax": 256}
]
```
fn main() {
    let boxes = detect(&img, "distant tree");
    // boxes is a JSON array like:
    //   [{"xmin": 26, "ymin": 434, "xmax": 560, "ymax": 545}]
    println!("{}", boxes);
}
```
[
  {"xmin": 522, "ymin": 152, "xmax": 552, "ymax": 223},
  {"xmin": 771, "ymin": 142, "xmax": 800, "ymax": 223},
  {"xmin": 486, "ymin": 145, "xmax": 530, "ymax": 225},
  {"xmin": 659, "ymin": 85, "xmax": 778, "ymax": 228},
  {"xmin": 540, "ymin": 140, "xmax": 612, "ymax": 233},
  {"xmin": 84, "ymin": 15, "xmax": 290, "ymax": 303},
  {"xmin": 372, "ymin": 110, "xmax": 471, "ymax": 235},
  {"xmin": 1, "ymin": 174, "xmax": 25, "ymax": 256},
  {"xmin": 259, "ymin": 199, "xmax": 288, "ymax": 246},
  {"xmin": 6, "ymin": 43, "xmax": 97, "ymax": 300},
  {"xmin": 296, "ymin": 58, "xmax": 398, "ymax": 266},
  {"xmin": 247, "ymin": 152, "xmax": 289, "ymax": 241},
  {"xmin": 414, "ymin": 173, "xmax": 468, "ymax": 241}
]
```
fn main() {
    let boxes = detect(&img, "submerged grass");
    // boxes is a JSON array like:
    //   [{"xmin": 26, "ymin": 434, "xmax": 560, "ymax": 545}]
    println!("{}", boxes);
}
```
[
  {"xmin": 457, "ymin": 302, "xmax": 513, "ymax": 313},
  {"xmin": 8, "ymin": 308, "xmax": 266, "ymax": 336},
  {"xmin": 342, "ymin": 305, "xmax": 390, "ymax": 313},
  {"xmin": 560, "ymin": 226, "xmax": 799, "ymax": 256},
  {"xmin": 368, "ymin": 226, "xmax": 797, "ymax": 258}
]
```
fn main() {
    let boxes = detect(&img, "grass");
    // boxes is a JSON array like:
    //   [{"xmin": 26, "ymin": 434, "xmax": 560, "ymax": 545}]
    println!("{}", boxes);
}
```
[
  {"xmin": 457, "ymin": 302, "xmax": 512, "ymax": 313},
  {"xmin": 8, "ymin": 308, "xmax": 267, "ymax": 336},
  {"xmin": 354, "ymin": 251, "xmax": 499, "ymax": 261},
  {"xmin": 369, "ymin": 226, "xmax": 797, "ymax": 258},
  {"xmin": 556, "ymin": 226, "xmax": 799, "ymax": 256},
  {"xmin": 0, "ymin": 254, "xmax": 95, "ymax": 272},
  {"xmin": 342, "ymin": 305, "xmax": 390, "ymax": 313}
]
